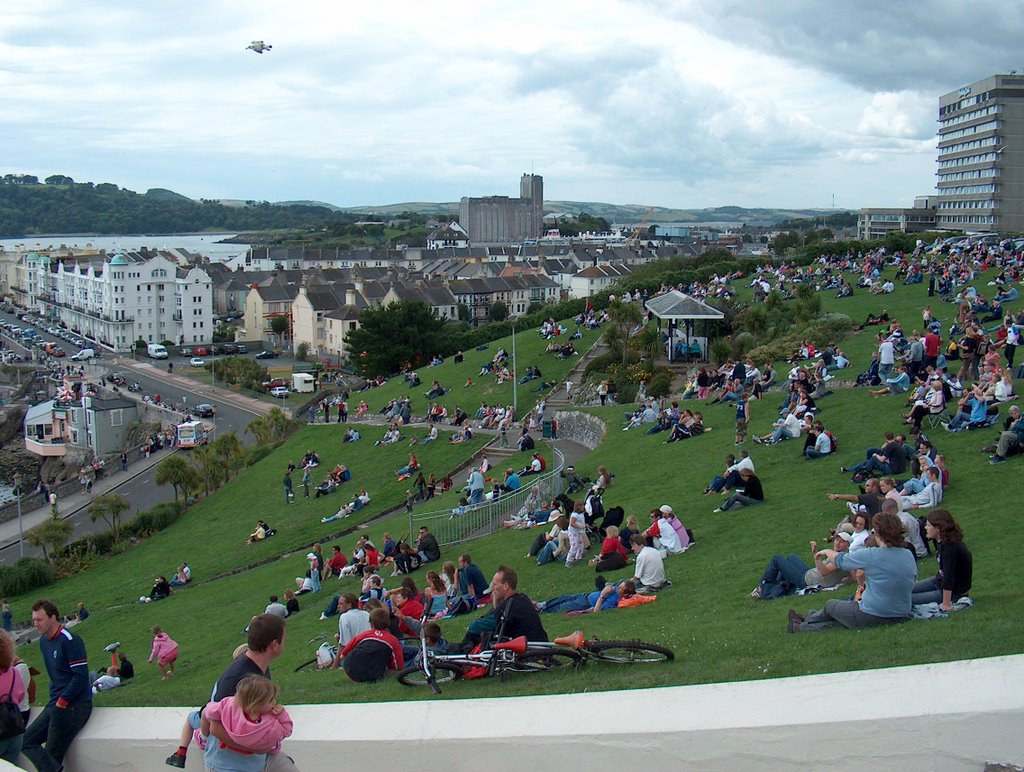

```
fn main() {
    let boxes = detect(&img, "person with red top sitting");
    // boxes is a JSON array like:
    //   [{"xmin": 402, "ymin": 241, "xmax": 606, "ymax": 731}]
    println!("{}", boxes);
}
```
[
  {"xmin": 588, "ymin": 525, "xmax": 629, "ymax": 572},
  {"xmin": 340, "ymin": 608, "xmax": 404, "ymax": 683},
  {"xmin": 389, "ymin": 587, "xmax": 424, "ymax": 638},
  {"xmin": 326, "ymin": 546, "xmax": 348, "ymax": 577}
]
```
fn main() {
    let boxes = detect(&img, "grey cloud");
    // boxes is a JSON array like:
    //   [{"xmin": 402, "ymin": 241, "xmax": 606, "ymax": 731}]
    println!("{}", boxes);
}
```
[{"xmin": 682, "ymin": 0, "xmax": 1024, "ymax": 94}]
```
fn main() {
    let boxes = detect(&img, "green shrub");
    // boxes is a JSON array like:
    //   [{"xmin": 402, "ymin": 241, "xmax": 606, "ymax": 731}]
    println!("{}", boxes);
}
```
[
  {"xmin": 583, "ymin": 351, "xmax": 620, "ymax": 380},
  {"xmin": 149, "ymin": 502, "xmax": 183, "ymax": 531},
  {"xmin": 0, "ymin": 558, "xmax": 54, "ymax": 596},
  {"xmin": 613, "ymin": 380, "xmax": 639, "ymax": 404},
  {"xmin": 646, "ymin": 370, "xmax": 673, "ymax": 398},
  {"xmin": 245, "ymin": 443, "xmax": 280, "ymax": 467}
]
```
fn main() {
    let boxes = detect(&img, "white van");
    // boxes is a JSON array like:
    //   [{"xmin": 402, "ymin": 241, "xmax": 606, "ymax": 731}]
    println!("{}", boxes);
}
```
[
  {"xmin": 147, "ymin": 343, "xmax": 169, "ymax": 359},
  {"xmin": 70, "ymin": 348, "xmax": 96, "ymax": 361}
]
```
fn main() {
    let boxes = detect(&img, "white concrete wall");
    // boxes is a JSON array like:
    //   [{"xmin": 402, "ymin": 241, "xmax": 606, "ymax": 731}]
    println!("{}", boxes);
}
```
[{"xmin": 53, "ymin": 654, "xmax": 1024, "ymax": 771}]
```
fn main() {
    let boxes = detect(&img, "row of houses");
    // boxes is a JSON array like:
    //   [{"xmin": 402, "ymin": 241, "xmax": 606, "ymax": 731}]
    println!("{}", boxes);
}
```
[{"xmin": 1, "ymin": 241, "xmax": 701, "ymax": 358}]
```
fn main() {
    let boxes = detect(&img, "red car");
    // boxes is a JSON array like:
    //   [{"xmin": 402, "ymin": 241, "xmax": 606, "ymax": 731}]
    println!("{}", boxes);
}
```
[
  {"xmin": 262, "ymin": 377, "xmax": 288, "ymax": 390},
  {"xmin": 194, "ymin": 346, "xmax": 210, "ymax": 356}
]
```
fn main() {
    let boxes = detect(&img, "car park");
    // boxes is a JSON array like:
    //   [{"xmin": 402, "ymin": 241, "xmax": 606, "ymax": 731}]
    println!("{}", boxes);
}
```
[
  {"xmin": 194, "ymin": 403, "xmax": 216, "ymax": 417},
  {"xmin": 189, "ymin": 357, "xmax": 206, "ymax": 368},
  {"xmin": 255, "ymin": 350, "xmax": 277, "ymax": 360},
  {"xmin": 269, "ymin": 385, "xmax": 289, "ymax": 399}
]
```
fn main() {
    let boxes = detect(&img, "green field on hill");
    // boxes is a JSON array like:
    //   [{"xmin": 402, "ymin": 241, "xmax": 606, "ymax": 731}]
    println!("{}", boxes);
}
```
[{"xmin": 10, "ymin": 266, "xmax": 1021, "ymax": 708}]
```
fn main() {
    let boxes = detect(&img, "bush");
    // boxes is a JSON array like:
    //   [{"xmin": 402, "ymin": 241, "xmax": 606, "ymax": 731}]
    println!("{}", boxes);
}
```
[
  {"xmin": 295, "ymin": 342, "xmax": 309, "ymax": 361},
  {"xmin": 646, "ymin": 370, "xmax": 674, "ymax": 398},
  {"xmin": 0, "ymin": 558, "xmax": 54, "ymax": 596},
  {"xmin": 612, "ymin": 380, "xmax": 639, "ymax": 404},
  {"xmin": 583, "ymin": 351, "xmax": 621, "ymax": 380},
  {"xmin": 245, "ymin": 442, "xmax": 281, "ymax": 467}
]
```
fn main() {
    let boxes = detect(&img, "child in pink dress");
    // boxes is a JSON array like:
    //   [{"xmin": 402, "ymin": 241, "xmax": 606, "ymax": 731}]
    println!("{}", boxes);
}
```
[
  {"xmin": 200, "ymin": 676, "xmax": 293, "ymax": 772},
  {"xmin": 148, "ymin": 626, "xmax": 180, "ymax": 680}
]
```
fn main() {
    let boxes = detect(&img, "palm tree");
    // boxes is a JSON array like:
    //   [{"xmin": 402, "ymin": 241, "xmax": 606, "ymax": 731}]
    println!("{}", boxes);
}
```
[
  {"xmin": 249, "ymin": 415, "xmax": 274, "ymax": 445},
  {"xmin": 155, "ymin": 455, "xmax": 194, "ymax": 502},
  {"xmin": 26, "ymin": 518, "xmax": 73, "ymax": 564},
  {"xmin": 630, "ymin": 325, "xmax": 661, "ymax": 360},
  {"xmin": 608, "ymin": 300, "xmax": 643, "ymax": 366},
  {"xmin": 213, "ymin": 432, "xmax": 244, "ymax": 481},
  {"xmin": 192, "ymin": 444, "xmax": 221, "ymax": 497},
  {"xmin": 267, "ymin": 407, "xmax": 292, "ymax": 441},
  {"xmin": 88, "ymin": 492, "xmax": 130, "ymax": 542}
]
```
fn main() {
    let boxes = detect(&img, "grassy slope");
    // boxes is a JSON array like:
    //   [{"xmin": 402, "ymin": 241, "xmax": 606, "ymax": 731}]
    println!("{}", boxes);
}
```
[{"xmin": 12, "ymin": 269, "xmax": 1021, "ymax": 706}]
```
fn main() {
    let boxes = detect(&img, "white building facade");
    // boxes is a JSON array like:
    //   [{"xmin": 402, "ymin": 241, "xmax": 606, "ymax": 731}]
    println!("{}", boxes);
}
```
[{"xmin": 46, "ymin": 253, "xmax": 214, "ymax": 351}]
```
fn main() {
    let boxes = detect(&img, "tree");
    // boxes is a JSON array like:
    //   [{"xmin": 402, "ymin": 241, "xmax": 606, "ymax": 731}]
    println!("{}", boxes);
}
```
[
  {"xmin": 88, "ymin": 492, "xmax": 130, "ymax": 542},
  {"xmin": 295, "ymin": 342, "xmax": 309, "ymax": 361},
  {"xmin": 607, "ymin": 300, "xmax": 643, "ymax": 366},
  {"xmin": 270, "ymin": 315, "xmax": 289, "ymax": 346},
  {"xmin": 192, "ymin": 444, "xmax": 222, "ymax": 497},
  {"xmin": 630, "ymin": 325, "xmax": 661, "ymax": 360},
  {"xmin": 26, "ymin": 518, "xmax": 73, "ymax": 564},
  {"xmin": 490, "ymin": 301, "xmax": 508, "ymax": 322},
  {"xmin": 213, "ymin": 432, "xmax": 244, "ymax": 481},
  {"xmin": 345, "ymin": 300, "xmax": 448, "ymax": 376},
  {"xmin": 770, "ymin": 231, "xmax": 801, "ymax": 253},
  {"xmin": 155, "ymin": 455, "xmax": 198, "ymax": 502}
]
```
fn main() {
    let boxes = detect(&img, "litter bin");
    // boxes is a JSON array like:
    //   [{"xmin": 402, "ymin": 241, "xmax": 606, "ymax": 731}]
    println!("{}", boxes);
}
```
[{"xmin": 542, "ymin": 419, "xmax": 553, "ymax": 439}]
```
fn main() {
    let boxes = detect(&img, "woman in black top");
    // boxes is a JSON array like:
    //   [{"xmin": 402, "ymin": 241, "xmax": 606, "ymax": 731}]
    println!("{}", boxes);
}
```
[{"xmin": 911, "ymin": 509, "xmax": 972, "ymax": 611}]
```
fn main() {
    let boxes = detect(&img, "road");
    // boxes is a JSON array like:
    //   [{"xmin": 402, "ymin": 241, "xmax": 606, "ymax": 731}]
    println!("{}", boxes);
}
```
[{"xmin": 0, "ymin": 328, "xmax": 266, "ymax": 563}]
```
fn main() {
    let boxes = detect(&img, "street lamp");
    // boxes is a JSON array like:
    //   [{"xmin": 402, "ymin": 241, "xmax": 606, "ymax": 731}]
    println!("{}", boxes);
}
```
[{"xmin": 11, "ymin": 472, "xmax": 22, "ymax": 558}]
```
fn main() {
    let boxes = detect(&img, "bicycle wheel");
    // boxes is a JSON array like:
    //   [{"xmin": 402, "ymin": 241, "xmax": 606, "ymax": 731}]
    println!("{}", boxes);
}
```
[
  {"xmin": 397, "ymin": 662, "xmax": 464, "ymax": 687},
  {"xmin": 512, "ymin": 647, "xmax": 582, "ymax": 673},
  {"xmin": 585, "ymin": 640, "xmax": 675, "ymax": 664}
]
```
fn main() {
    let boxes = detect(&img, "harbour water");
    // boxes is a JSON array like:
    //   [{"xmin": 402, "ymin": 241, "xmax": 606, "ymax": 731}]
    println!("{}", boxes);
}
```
[{"xmin": 0, "ymin": 233, "xmax": 250, "ymax": 262}]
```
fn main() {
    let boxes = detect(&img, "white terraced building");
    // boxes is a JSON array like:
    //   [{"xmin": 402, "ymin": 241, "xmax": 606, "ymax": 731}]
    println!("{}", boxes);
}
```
[{"xmin": 37, "ymin": 251, "xmax": 214, "ymax": 351}]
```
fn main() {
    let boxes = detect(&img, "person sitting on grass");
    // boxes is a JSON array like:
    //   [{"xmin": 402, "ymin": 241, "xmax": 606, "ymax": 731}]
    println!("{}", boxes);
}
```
[
  {"xmin": 395, "ymin": 453, "xmax": 419, "ymax": 481},
  {"xmin": 91, "ymin": 666, "xmax": 123, "ymax": 694},
  {"xmin": 910, "ymin": 509, "xmax": 972, "ymax": 610},
  {"xmin": 141, "ymin": 576, "xmax": 173, "ymax": 603},
  {"xmin": 869, "ymin": 364, "xmax": 911, "ymax": 397},
  {"xmin": 752, "ymin": 411, "xmax": 802, "ymax": 446},
  {"xmin": 751, "ymin": 531, "xmax": 853, "ymax": 600},
  {"xmin": 629, "ymin": 534, "xmax": 669, "ymax": 593},
  {"xmin": 321, "ymin": 489, "xmax": 370, "ymax": 523},
  {"xmin": 338, "ymin": 608, "xmax": 404, "ymax": 683},
  {"xmin": 788, "ymin": 511, "xmax": 917, "ymax": 634},
  {"xmin": 713, "ymin": 468, "xmax": 764, "ymax": 513},
  {"xmin": 588, "ymin": 525, "xmax": 630, "ymax": 571}
]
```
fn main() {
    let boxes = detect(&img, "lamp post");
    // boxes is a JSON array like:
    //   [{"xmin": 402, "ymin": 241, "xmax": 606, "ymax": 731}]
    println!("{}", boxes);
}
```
[
  {"xmin": 511, "ymin": 319, "xmax": 518, "ymax": 420},
  {"xmin": 11, "ymin": 472, "xmax": 23, "ymax": 558}
]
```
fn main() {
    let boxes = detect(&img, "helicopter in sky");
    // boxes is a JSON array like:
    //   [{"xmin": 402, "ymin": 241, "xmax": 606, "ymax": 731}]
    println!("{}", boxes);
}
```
[{"xmin": 245, "ymin": 40, "xmax": 272, "ymax": 54}]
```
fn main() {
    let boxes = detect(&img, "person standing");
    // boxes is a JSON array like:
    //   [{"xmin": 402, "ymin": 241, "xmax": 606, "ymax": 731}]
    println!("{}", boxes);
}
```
[
  {"xmin": 1, "ymin": 600, "xmax": 11, "ymax": 633},
  {"xmin": 301, "ymin": 467, "xmax": 311, "ymax": 499},
  {"xmin": 148, "ymin": 626, "xmax": 180, "ymax": 681},
  {"xmin": 467, "ymin": 468, "xmax": 484, "ymax": 505},
  {"xmin": 23, "ymin": 599, "xmax": 92, "ymax": 772},
  {"xmin": 283, "ymin": 471, "xmax": 293, "ymax": 504}
]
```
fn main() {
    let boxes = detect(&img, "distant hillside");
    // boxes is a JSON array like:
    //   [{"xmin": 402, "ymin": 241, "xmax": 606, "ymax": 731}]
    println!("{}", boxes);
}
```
[
  {"xmin": 0, "ymin": 175, "xmax": 363, "ymax": 237},
  {"xmin": 343, "ymin": 200, "xmax": 840, "ymax": 225}
]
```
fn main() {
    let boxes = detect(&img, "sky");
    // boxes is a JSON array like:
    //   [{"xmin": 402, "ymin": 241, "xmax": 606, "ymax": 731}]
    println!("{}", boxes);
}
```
[{"xmin": 2, "ymin": 0, "xmax": 1022, "ymax": 212}]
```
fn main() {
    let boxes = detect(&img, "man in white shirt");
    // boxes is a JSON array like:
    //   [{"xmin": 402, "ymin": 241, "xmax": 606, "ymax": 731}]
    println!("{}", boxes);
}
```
[
  {"xmin": 630, "ymin": 535, "xmax": 668, "ymax": 592},
  {"xmin": 332, "ymin": 593, "xmax": 371, "ymax": 668},
  {"xmin": 754, "ymin": 412, "xmax": 801, "ymax": 445}
]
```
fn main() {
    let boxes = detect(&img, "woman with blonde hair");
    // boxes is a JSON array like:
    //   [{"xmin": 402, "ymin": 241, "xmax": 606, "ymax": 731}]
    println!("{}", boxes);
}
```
[{"xmin": 0, "ymin": 631, "xmax": 25, "ymax": 763}]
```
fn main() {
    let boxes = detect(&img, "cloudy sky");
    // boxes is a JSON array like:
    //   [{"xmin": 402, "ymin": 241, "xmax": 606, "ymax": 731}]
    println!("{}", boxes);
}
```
[{"xmin": 1, "ymin": 0, "xmax": 1021, "ymax": 211}]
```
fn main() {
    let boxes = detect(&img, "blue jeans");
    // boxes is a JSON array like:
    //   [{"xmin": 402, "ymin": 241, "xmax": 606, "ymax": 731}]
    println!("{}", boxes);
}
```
[
  {"xmin": 23, "ymin": 701, "xmax": 93, "ymax": 772},
  {"xmin": 759, "ymin": 553, "xmax": 809, "ymax": 591},
  {"xmin": 804, "ymin": 448, "xmax": 827, "ymax": 459},
  {"xmin": 901, "ymin": 478, "xmax": 926, "ymax": 495},
  {"xmin": 536, "ymin": 541, "xmax": 563, "ymax": 565},
  {"xmin": 469, "ymin": 488, "xmax": 483, "ymax": 505},
  {"xmin": 539, "ymin": 593, "xmax": 591, "ymax": 613},
  {"xmin": 720, "ymin": 493, "xmax": 761, "ymax": 511},
  {"xmin": 322, "ymin": 595, "xmax": 341, "ymax": 617},
  {"xmin": 879, "ymin": 363, "xmax": 894, "ymax": 381},
  {"xmin": 911, "ymin": 577, "xmax": 946, "ymax": 605}
]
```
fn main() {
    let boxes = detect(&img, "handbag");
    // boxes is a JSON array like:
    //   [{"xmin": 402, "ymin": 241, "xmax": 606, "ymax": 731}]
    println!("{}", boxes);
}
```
[{"xmin": 0, "ymin": 671, "xmax": 25, "ymax": 740}]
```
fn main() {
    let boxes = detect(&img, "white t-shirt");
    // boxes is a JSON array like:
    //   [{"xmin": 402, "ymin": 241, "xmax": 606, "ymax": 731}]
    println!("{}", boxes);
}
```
[
  {"xmin": 879, "ymin": 340, "xmax": 895, "ymax": 365},
  {"xmin": 338, "ymin": 608, "xmax": 371, "ymax": 647},
  {"xmin": 633, "ymin": 546, "xmax": 666, "ymax": 587},
  {"xmin": 568, "ymin": 510, "xmax": 586, "ymax": 535}
]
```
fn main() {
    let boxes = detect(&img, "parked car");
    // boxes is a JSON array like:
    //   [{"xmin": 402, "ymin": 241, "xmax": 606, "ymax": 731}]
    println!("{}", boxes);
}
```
[
  {"xmin": 269, "ymin": 386, "xmax": 289, "ymax": 399},
  {"xmin": 194, "ymin": 403, "xmax": 216, "ymax": 417},
  {"xmin": 189, "ymin": 357, "xmax": 206, "ymax": 368},
  {"xmin": 194, "ymin": 346, "xmax": 210, "ymax": 356},
  {"xmin": 262, "ymin": 377, "xmax": 288, "ymax": 389},
  {"xmin": 180, "ymin": 347, "xmax": 194, "ymax": 357},
  {"xmin": 255, "ymin": 350, "xmax": 277, "ymax": 360},
  {"xmin": 219, "ymin": 343, "xmax": 238, "ymax": 355},
  {"xmin": 236, "ymin": 344, "xmax": 248, "ymax": 354}
]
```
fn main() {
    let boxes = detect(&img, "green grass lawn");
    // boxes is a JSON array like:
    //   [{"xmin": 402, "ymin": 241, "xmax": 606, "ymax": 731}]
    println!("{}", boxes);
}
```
[
  {"xmin": 349, "ymin": 318, "xmax": 596, "ymax": 418},
  {"xmin": 11, "ymin": 267, "xmax": 1022, "ymax": 707}
]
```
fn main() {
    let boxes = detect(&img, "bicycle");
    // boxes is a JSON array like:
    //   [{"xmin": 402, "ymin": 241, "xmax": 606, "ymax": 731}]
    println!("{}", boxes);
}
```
[{"xmin": 396, "ymin": 611, "xmax": 673, "ymax": 693}]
